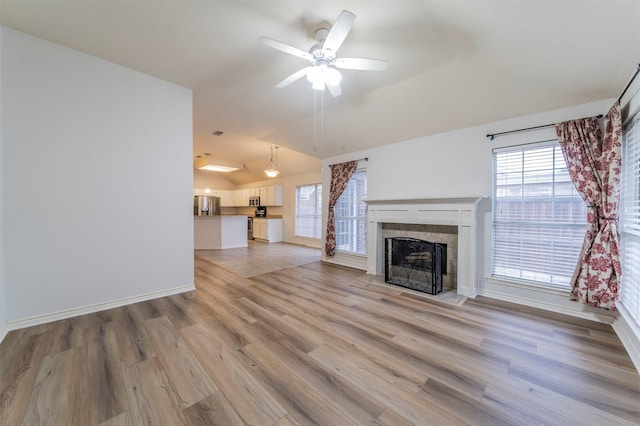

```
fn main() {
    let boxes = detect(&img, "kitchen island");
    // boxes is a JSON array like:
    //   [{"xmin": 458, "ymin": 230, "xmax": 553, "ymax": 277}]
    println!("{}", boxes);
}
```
[{"xmin": 194, "ymin": 215, "xmax": 247, "ymax": 249}]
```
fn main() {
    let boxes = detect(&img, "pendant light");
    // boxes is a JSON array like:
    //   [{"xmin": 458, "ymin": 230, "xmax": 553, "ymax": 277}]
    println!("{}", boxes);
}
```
[{"xmin": 264, "ymin": 146, "xmax": 280, "ymax": 178}]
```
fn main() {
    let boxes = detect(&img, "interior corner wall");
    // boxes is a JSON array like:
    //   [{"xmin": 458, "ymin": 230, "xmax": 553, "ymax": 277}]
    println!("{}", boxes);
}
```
[
  {"xmin": 0, "ymin": 24, "xmax": 6, "ymax": 339},
  {"xmin": 1, "ymin": 26, "xmax": 194, "ymax": 327}
]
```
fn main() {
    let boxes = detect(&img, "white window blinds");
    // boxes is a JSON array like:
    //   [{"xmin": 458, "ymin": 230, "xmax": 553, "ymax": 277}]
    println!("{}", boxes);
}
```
[
  {"xmin": 295, "ymin": 184, "xmax": 322, "ymax": 238},
  {"xmin": 334, "ymin": 168, "xmax": 367, "ymax": 255},
  {"xmin": 492, "ymin": 142, "xmax": 587, "ymax": 287},
  {"xmin": 621, "ymin": 114, "xmax": 640, "ymax": 328}
]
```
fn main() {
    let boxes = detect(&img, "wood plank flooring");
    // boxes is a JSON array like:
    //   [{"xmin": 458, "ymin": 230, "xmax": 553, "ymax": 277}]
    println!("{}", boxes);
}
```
[{"xmin": 1, "ymin": 255, "xmax": 639, "ymax": 425}]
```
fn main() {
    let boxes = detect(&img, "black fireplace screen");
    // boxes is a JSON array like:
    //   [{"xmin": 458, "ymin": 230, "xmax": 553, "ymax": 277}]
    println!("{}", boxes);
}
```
[{"xmin": 384, "ymin": 237, "xmax": 445, "ymax": 295}]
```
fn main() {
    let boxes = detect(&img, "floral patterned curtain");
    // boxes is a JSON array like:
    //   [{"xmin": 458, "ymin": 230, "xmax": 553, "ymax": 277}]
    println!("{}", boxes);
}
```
[
  {"xmin": 325, "ymin": 161, "xmax": 358, "ymax": 257},
  {"xmin": 555, "ymin": 102, "xmax": 622, "ymax": 310}
]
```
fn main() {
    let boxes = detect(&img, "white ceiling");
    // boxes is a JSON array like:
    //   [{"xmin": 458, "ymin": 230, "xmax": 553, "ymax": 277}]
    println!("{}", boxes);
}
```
[{"xmin": 2, "ymin": 1, "xmax": 639, "ymax": 185}]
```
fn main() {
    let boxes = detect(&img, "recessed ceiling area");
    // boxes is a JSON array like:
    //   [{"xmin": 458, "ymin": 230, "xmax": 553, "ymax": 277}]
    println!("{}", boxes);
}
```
[{"xmin": 1, "ymin": 1, "xmax": 638, "ymax": 185}]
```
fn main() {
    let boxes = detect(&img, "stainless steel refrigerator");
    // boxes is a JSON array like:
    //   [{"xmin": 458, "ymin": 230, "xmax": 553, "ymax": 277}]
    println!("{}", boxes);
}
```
[{"xmin": 194, "ymin": 196, "xmax": 221, "ymax": 216}]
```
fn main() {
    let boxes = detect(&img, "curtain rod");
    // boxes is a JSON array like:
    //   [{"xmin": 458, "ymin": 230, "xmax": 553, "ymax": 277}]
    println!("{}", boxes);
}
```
[
  {"xmin": 486, "ymin": 116, "xmax": 602, "ymax": 141},
  {"xmin": 329, "ymin": 157, "xmax": 368, "ymax": 167},
  {"xmin": 617, "ymin": 63, "xmax": 640, "ymax": 103},
  {"xmin": 486, "ymin": 62, "xmax": 640, "ymax": 141}
]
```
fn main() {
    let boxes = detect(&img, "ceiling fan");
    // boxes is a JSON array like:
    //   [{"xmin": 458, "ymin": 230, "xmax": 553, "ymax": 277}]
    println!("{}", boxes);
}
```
[{"xmin": 260, "ymin": 10, "xmax": 388, "ymax": 97}]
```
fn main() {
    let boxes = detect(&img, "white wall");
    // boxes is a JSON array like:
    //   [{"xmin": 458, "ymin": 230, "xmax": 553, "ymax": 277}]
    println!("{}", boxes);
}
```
[
  {"xmin": 0, "ymin": 25, "xmax": 6, "ymax": 340},
  {"xmin": 1, "ymin": 27, "xmax": 194, "ymax": 328}
]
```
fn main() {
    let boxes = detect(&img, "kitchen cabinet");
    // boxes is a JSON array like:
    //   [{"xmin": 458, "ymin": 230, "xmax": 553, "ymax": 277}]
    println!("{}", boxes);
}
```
[
  {"xmin": 195, "ymin": 185, "xmax": 283, "ymax": 207},
  {"xmin": 193, "ymin": 189, "xmax": 233, "ymax": 206},
  {"xmin": 219, "ymin": 190, "xmax": 234, "ymax": 207},
  {"xmin": 208, "ymin": 189, "xmax": 233, "ymax": 207},
  {"xmin": 262, "ymin": 184, "xmax": 283, "ymax": 206},
  {"xmin": 233, "ymin": 189, "xmax": 249, "ymax": 207},
  {"xmin": 253, "ymin": 218, "xmax": 282, "ymax": 243}
]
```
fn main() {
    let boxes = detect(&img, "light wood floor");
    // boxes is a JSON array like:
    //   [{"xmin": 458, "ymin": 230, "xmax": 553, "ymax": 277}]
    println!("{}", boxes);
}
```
[{"xmin": 1, "ymin": 255, "xmax": 639, "ymax": 425}]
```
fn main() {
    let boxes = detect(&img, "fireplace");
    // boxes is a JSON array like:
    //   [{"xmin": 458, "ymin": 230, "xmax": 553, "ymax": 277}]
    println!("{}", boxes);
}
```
[
  {"xmin": 364, "ymin": 197, "xmax": 488, "ymax": 297},
  {"xmin": 385, "ymin": 237, "xmax": 445, "ymax": 295}
]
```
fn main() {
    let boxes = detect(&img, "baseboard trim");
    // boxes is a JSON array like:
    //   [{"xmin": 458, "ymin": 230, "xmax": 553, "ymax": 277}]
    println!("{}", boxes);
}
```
[
  {"xmin": 0, "ymin": 284, "xmax": 196, "ymax": 342},
  {"xmin": 322, "ymin": 253, "xmax": 367, "ymax": 271},
  {"xmin": 0, "ymin": 321, "xmax": 9, "ymax": 346},
  {"xmin": 478, "ymin": 286, "xmax": 616, "ymax": 324},
  {"xmin": 612, "ymin": 304, "xmax": 640, "ymax": 374}
]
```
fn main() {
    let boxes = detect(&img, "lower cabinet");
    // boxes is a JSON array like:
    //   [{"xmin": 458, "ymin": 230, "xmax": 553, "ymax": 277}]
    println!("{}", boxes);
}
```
[{"xmin": 253, "ymin": 218, "xmax": 282, "ymax": 243}]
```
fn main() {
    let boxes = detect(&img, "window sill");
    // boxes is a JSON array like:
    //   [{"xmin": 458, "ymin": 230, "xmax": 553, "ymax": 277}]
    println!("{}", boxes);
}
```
[{"xmin": 334, "ymin": 251, "xmax": 367, "ymax": 258}]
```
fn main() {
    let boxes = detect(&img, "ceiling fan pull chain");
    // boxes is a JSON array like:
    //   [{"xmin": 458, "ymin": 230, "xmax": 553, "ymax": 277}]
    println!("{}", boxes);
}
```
[
  {"xmin": 321, "ymin": 89, "xmax": 325, "ymax": 151},
  {"xmin": 313, "ymin": 89, "xmax": 318, "ymax": 152}
]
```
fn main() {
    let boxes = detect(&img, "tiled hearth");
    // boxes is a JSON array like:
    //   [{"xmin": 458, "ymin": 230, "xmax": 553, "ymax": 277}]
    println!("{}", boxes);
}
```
[{"xmin": 364, "ymin": 197, "xmax": 488, "ymax": 298}]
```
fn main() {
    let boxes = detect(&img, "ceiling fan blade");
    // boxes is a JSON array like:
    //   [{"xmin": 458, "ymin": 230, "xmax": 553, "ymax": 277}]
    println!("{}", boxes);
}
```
[
  {"xmin": 334, "ymin": 57, "xmax": 389, "ymax": 71},
  {"xmin": 259, "ymin": 37, "xmax": 313, "ymax": 61},
  {"xmin": 322, "ymin": 10, "xmax": 355, "ymax": 55},
  {"xmin": 326, "ymin": 81, "xmax": 342, "ymax": 97},
  {"xmin": 276, "ymin": 67, "xmax": 312, "ymax": 88}
]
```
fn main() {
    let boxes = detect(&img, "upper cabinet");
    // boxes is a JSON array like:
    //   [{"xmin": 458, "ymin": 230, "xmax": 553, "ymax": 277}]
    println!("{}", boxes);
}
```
[
  {"xmin": 193, "ymin": 188, "xmax": 233, "ymax": 206},
  {"xmin": 262, "ymin": 184, "xmax": 283, "ymax": 207},
  {"xmin": 234, "ymin": 188, "xmax": 249, "ymax": 207},
  {"xmin": 194, "ymin": 184, "xmax": 283, "ymax": 207}
]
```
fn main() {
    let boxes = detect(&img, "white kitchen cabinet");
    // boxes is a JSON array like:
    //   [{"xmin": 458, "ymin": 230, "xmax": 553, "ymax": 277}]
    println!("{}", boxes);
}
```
[
  {"xmin": 259, "ymin": 186, "xmax": 268, "ymax": 202},
  {"xmin": 195, "ymin": 186, "xmax": 282, "ymax": 207},
  {"xmin": 252, "ymin": 218, "xmax": 282, "ymax": 243},
  {"xmin": 233, "ymin": 189, "xmax": 249, "ymax": 207},
  {"xmin": 262, "ymin": 184, "xmax": 283, "ymax": 206},
  {"xmin": 208, "ymin": 189, "xmax": 233, "ymax": 207},
  {"xmin": 193, "ymin": 189, "xmax": 233, "ymax": 206},
  {"xmin": 219, "ymin": 190, "xmax": 234, "ymax": 207}
]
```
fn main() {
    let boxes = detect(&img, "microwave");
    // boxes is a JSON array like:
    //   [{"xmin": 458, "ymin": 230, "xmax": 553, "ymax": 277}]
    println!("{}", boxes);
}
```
[{"xmin": 249, "ymin": 196, "xmax": 260, "ymax": 207}]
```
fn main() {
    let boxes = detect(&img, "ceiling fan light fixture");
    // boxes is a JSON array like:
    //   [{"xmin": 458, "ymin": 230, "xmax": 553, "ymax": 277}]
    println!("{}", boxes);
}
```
[
  {"xmin": 306, "ymin": 66, "xmax": 322, "ymax": 83},
  {"xmin": 311, "ymin": 78, "xmax": 325, "ymax": 91},
  {"xmin": 306, "ymin": 64, "xmax": 341, "ymax": 90},
  {"xmin": 264, "ymin": 145, "xmax": 280, "ymax": 178},
  {"xmin": 261, "ymin": 10, "xmax": 388, "ymax": 98},
  {"xmin": 324, "ymin": 66, "xmax": 342, "ymax": 85}
]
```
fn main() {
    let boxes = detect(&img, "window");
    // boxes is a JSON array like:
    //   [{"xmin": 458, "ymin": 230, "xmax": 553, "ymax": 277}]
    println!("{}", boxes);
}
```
[
  {"xmin": 295, "ymin": 184, "xmax": 322, "ymax": 238},
  {"xmin": 621, "ymin": 114, "xmax": 640, "ymax": 328},
  {"xmin": 334, "ymin": 168, "xmax": 367, "ymax": 254},
  {"xmin": 492, "ymin": 142, "xmax": 587, "ymax": 287}
]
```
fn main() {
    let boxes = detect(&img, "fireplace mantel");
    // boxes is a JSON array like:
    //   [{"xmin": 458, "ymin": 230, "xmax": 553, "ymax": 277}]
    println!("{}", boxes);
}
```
[{"xmin": 365, "ymin": 196, "xmax": 489, "ymax": 297}]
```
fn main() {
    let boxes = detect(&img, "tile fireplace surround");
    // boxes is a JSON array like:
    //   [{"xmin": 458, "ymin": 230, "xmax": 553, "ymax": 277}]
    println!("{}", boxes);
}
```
[{"xmin": 364, "ymin": 197, "xmax": 488, "ymax": 298}]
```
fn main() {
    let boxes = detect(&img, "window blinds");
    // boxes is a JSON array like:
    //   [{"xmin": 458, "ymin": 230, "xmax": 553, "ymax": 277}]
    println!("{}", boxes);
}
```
[
  {"xmin": 621, "ymin": 115, "xmax": 640, "ymax": 328},
  {"xmin": 492, "ymin": 143, "xmax": 587, "ymax": 287}
]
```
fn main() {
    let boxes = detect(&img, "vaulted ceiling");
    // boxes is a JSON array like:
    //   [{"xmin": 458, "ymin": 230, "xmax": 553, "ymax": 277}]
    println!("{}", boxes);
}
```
[{"xmin": 2, "ymin": 1, "xmax": 639, "ymax": 184}]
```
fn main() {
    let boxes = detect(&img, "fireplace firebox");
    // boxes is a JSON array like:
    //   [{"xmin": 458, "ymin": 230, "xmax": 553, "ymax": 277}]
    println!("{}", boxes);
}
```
[{"xmin": 384, "ymin": 237, "xmax": 445, "ymax": 295}]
